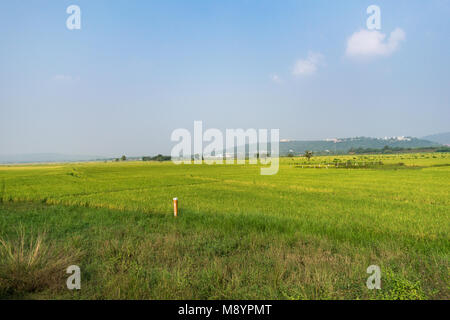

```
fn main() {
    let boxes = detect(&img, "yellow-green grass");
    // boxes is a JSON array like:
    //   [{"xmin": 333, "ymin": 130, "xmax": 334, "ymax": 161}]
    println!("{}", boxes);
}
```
[{"xmin": 0, "ymin": 153, "xmax": 449, "ymax": 299}]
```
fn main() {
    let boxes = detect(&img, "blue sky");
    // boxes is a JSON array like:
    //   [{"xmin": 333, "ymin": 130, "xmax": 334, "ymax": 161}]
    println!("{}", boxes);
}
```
[{"xmin": 1, "ymin": 0, "xmax": 449, "ymax": 156}]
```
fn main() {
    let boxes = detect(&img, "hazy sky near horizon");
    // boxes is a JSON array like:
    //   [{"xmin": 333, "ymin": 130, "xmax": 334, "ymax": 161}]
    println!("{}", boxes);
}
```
[{"xmin": 1, "ymin": 0, "xmax": 449, "ymax": 156}]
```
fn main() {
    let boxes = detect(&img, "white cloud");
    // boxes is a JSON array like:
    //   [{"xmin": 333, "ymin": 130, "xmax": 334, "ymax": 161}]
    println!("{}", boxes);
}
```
[
  {"xmin": 292, "ymin": 52, "xmax": 324, "ymax": 76},
  {"xmin": 346, "ymin": 28, "xmax": 406, "ymax": 58},
  {"xmin": 270, "ymin": 74, "xmax": 282, "ymax": 83}
]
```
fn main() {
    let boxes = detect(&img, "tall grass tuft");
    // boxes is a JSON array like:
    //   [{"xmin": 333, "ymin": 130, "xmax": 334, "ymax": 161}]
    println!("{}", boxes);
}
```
[
  {"xmin": 0, "ymin": 227, "xmax": 82, "ymax": 298},
  {"xmin": 0, "ymin": 179, "xmax": 5, "ymax": 203}
]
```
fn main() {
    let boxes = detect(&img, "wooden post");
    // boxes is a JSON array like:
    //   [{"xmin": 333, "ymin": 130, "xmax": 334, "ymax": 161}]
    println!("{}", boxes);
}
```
[{"xmin": 173, "ymin": 197, "xmax": 178, "ymax": 217}]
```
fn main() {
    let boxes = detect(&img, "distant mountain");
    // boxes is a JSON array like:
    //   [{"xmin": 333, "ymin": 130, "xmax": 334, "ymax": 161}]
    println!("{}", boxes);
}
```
[
  {"xmin": 422, "ymin": 132, "xmax": 450, "ymax": 146},
  {"xmin": 0, "ymin": 153, "xmax": 106, "ymax": 164},
  {"xmin": 279, "ymin": 136, "xmax": 440, "ymax": 155},
  {"xmin": 2, "ymin": 135, "xmax": 444, "ymax": 163}
]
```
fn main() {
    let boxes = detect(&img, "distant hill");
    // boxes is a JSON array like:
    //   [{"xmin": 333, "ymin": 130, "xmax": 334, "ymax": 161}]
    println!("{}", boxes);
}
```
[
  {"xmin": 422, "ymin": 132, "xmax": 450, "ymax": 146},
  {"xmin": 1, "ymin": 135, "xmax": 444, "ymax": 163},
  {"xmin": 279, "ymin": 136, "xmax": 440, "ymax": 155},
  {"xmin": 0, "ymin": 153, "xmax": 106, "ymax": 164}
]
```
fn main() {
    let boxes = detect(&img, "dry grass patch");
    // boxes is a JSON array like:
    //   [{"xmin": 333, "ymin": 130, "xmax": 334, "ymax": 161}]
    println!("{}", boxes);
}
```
[{"xmin": 0, "ymin": 228, "xmax": 83, "ymax": 298}]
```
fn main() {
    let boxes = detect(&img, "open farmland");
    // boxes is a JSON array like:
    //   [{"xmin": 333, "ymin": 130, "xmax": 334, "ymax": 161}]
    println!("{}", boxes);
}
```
[{"xmin": 0, "ymin": 153, "xmax": 449, "ymax": 299}]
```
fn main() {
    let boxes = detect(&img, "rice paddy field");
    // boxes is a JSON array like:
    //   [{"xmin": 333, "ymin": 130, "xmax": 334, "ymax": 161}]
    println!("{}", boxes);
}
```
[{"xmin": 0, "ymin": 153, "xmax": 449, "ymax": 299}]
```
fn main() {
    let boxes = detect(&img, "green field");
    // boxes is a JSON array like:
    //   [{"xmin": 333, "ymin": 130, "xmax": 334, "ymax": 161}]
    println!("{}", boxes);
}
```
[{"xmin": 0, "ymin": 153, "xmax": 449, "ymax": 299}]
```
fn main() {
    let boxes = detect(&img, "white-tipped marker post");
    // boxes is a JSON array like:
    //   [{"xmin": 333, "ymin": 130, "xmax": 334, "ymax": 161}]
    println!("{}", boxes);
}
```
[{"xmin": 173, "ymin": 197, "xmax": 178, "ymax": 217}]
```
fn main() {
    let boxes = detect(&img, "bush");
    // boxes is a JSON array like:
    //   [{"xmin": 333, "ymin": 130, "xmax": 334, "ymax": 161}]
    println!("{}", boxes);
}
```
[{"xmin": 142, "ymin": 154, "xmax": 171, "ymax": 162}]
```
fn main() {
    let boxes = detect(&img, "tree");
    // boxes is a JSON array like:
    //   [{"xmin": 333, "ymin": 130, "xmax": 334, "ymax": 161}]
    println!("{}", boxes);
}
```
[
  {"xmin": 121, "ymin": 155, "xmax": 127, "ymax": 161},
  {"xmin": 142, "ymin": 154, "xmax": 171, "ymax": 162},
  {"xmin": 304, "ymin": 151, "xmax": 313, "ymax": 161}
]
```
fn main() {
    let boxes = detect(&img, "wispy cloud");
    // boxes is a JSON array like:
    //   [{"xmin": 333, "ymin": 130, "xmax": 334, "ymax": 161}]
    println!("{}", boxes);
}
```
[
  {"xmin": 270, "ymin": 74, "xmax": 282, "ymax": 83},
  {"xmin": 346, "ymin": 28, "xmax": 406, "ymax": 59},
  {"xmin": 292, "ymin": 52, "xmax": 324, "ymax": 76}
]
